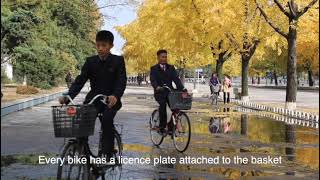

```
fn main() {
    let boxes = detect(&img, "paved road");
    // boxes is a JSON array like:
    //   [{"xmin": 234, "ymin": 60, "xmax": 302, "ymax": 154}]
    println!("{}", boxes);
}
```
[
  {"xmin": 184, "ymin": 83, "xmax": 319, "ymax": 110},
  {"xmin": 1, "ymin": 87, "xmax": 319, "ymax": 179}
]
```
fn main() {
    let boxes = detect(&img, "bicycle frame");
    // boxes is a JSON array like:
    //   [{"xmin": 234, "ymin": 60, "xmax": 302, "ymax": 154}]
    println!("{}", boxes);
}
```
[
  {"xmin": 170, "ymin": 109, "xmax": 181, "ymax": 127},
  {"xmin": 56, "ymin": 94, "xmax": 122, "ymax": 179}
]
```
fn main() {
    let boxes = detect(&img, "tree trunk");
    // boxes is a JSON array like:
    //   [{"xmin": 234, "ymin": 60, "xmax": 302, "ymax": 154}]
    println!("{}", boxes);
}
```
[
  {"xmin": 251, "ymin": 77, "xmax": 254, "ymax": 84},
  {"xmin": 257, "ymin": 76, "xmax": 261, "ymax": 84},
  {"xmin": 241, "ymin": 114, "xmax": 248, "ymax": 136},
  {"xmin": 180, "ymin": 68, "xmax": 185, "ymax": 85},
  {"xmin": 308, "ymin": 69, "xmax": 314, "ymax": 87},
  {"xmin": 216, "ymin": 57, "xmax": 224, "ymax": 83},
  {"xmin": 241, "ymin": 57, "xmax": 250, "ymax": 99},
  {"xmin": 285, "ymin": 124, "xmax": 295, "ymax": 161},
  {"xmin": 274, "ymin": 71, "xmax": 278, "ymax": 86},
  {"xmin": 285, "ymin": 19, "xmax": 298, "ymax": 109}
]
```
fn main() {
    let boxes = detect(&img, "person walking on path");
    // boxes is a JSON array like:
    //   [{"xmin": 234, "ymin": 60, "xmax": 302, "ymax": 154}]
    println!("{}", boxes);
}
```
[
  {"xmin": 137, "ymin": 74, "xmax": 143, "ymax": 86},
  {"xmin": 222, "ymin": 75, "xmax": 232, "ymax": 104},
  {"xmin": 65, "ymin": 71, "xmax": 73, "ymax": 88}
]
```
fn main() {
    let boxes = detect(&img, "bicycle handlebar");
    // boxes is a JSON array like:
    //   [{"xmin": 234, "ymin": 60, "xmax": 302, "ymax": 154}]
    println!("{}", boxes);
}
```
[
  {"xmin": 62, "ymin": 94, "xmax": 108, "ymax": 105},
  {"xmin": 162, "ymin": 85, "xmax": 172, "ymax": 92}
]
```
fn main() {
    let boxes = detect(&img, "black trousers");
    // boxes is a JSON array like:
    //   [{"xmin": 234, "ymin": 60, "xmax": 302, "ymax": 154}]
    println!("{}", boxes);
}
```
[
  {"xmin": 223, "ymin": 92, "xmax": 230, "ymax": 104},
  {"xmin": 155, "ymin": 92, "xmax": 173, "ymax": 130},
  {"xmin": 95, "ymin": 103, "xmax": 117, "ymax": 155}
]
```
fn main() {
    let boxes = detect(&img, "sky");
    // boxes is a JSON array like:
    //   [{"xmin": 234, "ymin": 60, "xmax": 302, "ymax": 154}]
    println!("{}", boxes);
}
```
[{"xmin": 96, "ymin": 1, "xmax": 138, "ymax": 55}]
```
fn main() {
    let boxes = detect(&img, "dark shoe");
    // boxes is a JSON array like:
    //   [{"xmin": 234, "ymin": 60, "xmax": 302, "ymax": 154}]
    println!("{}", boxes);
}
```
[
  {"xmin": 159, "ymin": 128, "xmax": 167, "ymax": 136},
  {"xmin": 96, "ymin": 153, "xmax": 114, "ymax": 168}
]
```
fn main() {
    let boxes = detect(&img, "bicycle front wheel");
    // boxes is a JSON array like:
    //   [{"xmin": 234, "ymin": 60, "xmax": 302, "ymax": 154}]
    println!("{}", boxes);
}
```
[
  {"xmin": 173, "ymin": 112, "xmax": 191, "ymax": 153},
  {"xmin": 101, "ymin": 130, "xmax": 123, "ymax": 180},
  {"xmin": 149, "ymin": 109, "xmax": 164, "ymax": 146},
  {"xmin": 57, "ymin": 142, "xmax": 90, "ymax": 180}
]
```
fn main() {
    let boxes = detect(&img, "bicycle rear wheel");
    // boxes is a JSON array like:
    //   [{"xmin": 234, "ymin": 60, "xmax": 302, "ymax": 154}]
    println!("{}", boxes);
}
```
[
  {"xmin": 57, "ymin": 141, "xmax": 89, "ymax": 180},
  {"xmin": 149, "ymin": 109, "xmax": 164, "ymax": 146},
  {"xmin": 173, "ymin": 112, "xmax": 191, "ymax": 153}
]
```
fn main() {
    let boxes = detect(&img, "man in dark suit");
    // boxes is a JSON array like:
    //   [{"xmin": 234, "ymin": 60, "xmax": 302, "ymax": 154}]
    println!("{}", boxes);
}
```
[
  {"xmin": 150, "ymin": 49, "xmax": 187, "ymax": 135},
  {"xmin": 59, "ymin": 30, "xmax": 127, "ymax": 159}
]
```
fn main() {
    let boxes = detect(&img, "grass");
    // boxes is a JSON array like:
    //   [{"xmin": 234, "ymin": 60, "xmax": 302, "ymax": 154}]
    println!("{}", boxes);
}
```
[
  {"xmin": 1, "ymin": 152, "xmax": 57, "ymax": 167},
  {"xmin": 1, "ymin": 86, "xmax": 66, "ymax": 104}
]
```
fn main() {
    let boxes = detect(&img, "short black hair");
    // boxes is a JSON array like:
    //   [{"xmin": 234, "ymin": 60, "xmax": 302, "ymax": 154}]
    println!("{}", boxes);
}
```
[
  {"xmin": 96, "ymin": 30, "xmax": 114, "ymax": 44},
  {"xmin": 157, "ymin": 49, "xmax": 167, "ymax": 56}
]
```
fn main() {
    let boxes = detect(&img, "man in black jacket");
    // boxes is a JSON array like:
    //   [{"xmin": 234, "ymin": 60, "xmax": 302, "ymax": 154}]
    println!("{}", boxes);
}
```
[
  {"xmin": 59, "ymin": 30, "xmax": 127, "ymax": 159},
  {"xmin": 150, "ymin": 49, "xmax": 187, "ymax": 135}
]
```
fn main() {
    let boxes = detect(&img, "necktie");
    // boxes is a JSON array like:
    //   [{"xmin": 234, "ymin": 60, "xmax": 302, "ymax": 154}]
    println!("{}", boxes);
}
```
[{"xmin": 161, "ymin": 64, "xmax": 166, "ymax": 71}]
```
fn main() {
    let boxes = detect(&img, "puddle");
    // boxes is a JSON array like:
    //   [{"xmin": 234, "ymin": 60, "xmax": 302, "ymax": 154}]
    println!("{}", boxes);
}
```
[{"xmin": 188, "ymin": 110, "xmax": 319, "ymax": 172}]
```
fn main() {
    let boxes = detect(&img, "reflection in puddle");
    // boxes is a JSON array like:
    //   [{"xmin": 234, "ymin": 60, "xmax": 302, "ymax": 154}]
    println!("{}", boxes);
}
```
[{"xmin": 185, "ymin": 108, "xmax": 319, "ymax": 179}]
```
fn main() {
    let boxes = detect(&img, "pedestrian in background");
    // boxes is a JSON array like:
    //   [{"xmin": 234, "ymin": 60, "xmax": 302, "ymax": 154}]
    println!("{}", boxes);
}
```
[
  {"xmin": 209, "ymin": 73, "xmax": 220, "ymax": 96},
  {"xmin": 222, "ymin": 75, "xmax": 231, "ymax": 104},
  {"xmin": 65, "ymin": 71, "xmax": 73, "ymax": 88}
]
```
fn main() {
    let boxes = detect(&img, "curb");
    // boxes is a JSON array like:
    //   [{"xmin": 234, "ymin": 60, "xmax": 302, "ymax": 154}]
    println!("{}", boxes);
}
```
[
  {"xmin": 234, "ymin": 106, "xmax": 318, "ymax": 128},
  {"xmin": 1, "ymin": 90, "xmax": 67, "ymax": 117},
  {"xmin": 232, "ymin": 99, "xmax": 319, "ymax": 123},
  {"xmin": 249, "ymin": 85, "xmax": 319, "ymax": 92}
]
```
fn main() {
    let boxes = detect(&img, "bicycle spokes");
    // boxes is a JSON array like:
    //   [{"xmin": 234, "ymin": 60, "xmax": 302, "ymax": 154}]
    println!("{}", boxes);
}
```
[
  {"xmin": 58, "ymin": 144, "xmax": 89, "ymax": 180},
  {"xmin": 150, "ymin": 110, "xmax": 164, "ymax": 146},
  {"xmin": 173, "ymin": 112, "xmax": 191, "ymax": 152}
]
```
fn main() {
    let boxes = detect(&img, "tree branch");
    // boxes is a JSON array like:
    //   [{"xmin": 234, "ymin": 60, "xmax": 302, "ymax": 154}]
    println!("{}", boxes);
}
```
[
  {"xmin": 98, "ymin": 3, "xmax": 129, "ymax": 9},
  {"xmin": 249, "ymin": 39, "xmax": 260, "ymax": 57},
  {"xmin": 288, "ymin": 0, "xmax": 297, "ymax": 18},
  {"xmin": 225, "ymin": 33, "xmax": 241, "ymax": 51},
  {"xmin": 223, "ymin": 51, "xmax": 232, "ymax": 61},
  {"xmin": 274, "ymin": 0, "xmax": 290, "ymax": 17},
  {"xmin": 256, "ymin": 1, "xmax": 289, "ymax": 39},
  {"xmin": 297, "ymin": 0, "xmax": 318, "ymax": 18}
]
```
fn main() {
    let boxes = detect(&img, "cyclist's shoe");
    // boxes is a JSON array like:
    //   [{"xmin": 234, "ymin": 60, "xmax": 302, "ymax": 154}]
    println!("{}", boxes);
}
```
[
  {"xmin": 159, "ymin": 128, "xmax": 167, "ymax": 136},
  {"xmin": 96, "ymin": 153, "xmax": 115, "ymax": 169}
]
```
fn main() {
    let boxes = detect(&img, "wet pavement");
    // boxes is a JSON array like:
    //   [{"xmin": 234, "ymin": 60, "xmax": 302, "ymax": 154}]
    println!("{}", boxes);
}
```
[{"xmin": 1, "ymin": 87, "xmax": 319, "ymax": 180}]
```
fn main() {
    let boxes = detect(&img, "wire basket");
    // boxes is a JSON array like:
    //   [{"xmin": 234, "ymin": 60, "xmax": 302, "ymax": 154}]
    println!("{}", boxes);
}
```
[
  {"xmin": 52, "ymin": 105, "xmax": 97, "ymax": 137},
  {"xmin": 211, "ymin": 85, "xmax": 220, "ymax": 93},
  {"xmin": 168, "ymin": 92, "xmax": 193, "ymax": 110}
]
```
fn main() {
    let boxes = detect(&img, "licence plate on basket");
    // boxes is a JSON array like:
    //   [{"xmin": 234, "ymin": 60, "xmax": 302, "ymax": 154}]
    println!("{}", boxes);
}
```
[{"xmin": 67, "ymin": 107, "xmax": 77, "ymax": 117}]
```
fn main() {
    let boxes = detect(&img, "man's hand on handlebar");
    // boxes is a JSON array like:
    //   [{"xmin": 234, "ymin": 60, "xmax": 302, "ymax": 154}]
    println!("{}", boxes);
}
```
[
  {"xmin": 107, "ymin": 95, "xmax": 117, "ymax": 108},
  {"xmin": 58, "ymin": 96, "xmax": 69, "ymax": 105},
  {"xmin": 156, "ymin": 86, "xmax": 163, "ymax": 92}
]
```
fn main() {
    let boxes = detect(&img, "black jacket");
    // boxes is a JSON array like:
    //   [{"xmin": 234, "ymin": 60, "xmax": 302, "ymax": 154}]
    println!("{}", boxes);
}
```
[
  {"xmin": 68, "ymin": 54, "xmax": 127, "ymax": 110},
  {"xmin": 150, "ymin": 63, "xmax": 184, "ymax": 92}
]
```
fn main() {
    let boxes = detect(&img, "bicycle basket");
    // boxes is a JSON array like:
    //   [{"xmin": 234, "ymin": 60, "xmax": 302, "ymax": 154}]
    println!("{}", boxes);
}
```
[
  {"xmin": 211, "ymin": 85, "xmax": 220, "ymax": 92},
  {"xmin": 51, "ymin": 105, "xmax": 97, "ymax": 137},
  {"xmin": 168, "ymin": 92, "xmax": 193, "ymax": 110}
]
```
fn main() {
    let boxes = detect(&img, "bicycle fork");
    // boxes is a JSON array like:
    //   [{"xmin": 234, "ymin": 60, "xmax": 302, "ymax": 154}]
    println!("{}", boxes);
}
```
[{"xmin": 98, "ymin": 129, "xmax": 102, "ymax": 157}]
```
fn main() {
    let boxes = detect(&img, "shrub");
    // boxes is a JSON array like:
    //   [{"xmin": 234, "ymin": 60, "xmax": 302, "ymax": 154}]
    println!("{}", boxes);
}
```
[
  {"xmin": 38, "ymin": 83, "xmax": 52, "ymax": 89},
  {"xmin": 16, "ymin": 85, "xmax": 39, "ymax": 94},
  {"xmin": 1, "ymin": 69, "xmax": 12, "ymax": 84}
]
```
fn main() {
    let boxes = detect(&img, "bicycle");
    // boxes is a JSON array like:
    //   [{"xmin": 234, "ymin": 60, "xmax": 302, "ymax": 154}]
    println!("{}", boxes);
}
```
[
  {"xmin": 52, "ymin": 94, "xmax": 123, "ymax": 180},
  {"xmin": 149, "ymin": 86, "xmax": 192, "ymax": 153},
  {"xmin": 210, "ymin": 84, "xmax": 220, "ymax": 106}
]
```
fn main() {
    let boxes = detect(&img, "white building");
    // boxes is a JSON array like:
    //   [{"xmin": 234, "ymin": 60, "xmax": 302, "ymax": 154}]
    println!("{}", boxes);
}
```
[{"xmin": 1, "ymin": 57, "xmax": 13, "ymax": 80}]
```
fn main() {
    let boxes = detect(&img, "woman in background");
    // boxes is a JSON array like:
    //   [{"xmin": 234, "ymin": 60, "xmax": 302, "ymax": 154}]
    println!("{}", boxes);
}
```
[
  {"xmin": 222, "ymin": 75, "xmax": 232, "ymax": 104},
  {"xmin": 209, "ymin": 73, "xmax": 220, "ymax": 96}
]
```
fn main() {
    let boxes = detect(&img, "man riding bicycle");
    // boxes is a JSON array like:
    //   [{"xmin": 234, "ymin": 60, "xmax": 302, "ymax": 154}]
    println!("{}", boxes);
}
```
[
  {"xmin": 150, "ymin": 49, "xmax": 187, "ymax": 135},
  {"xmin": 59, "ymin": 30, "xmax": 127, "ymax": 162}
]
